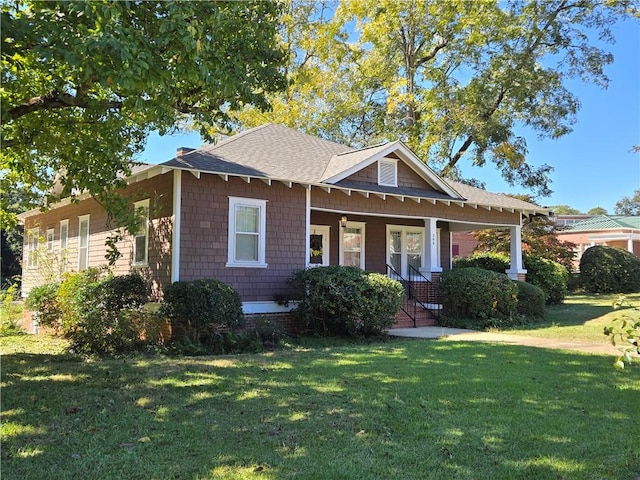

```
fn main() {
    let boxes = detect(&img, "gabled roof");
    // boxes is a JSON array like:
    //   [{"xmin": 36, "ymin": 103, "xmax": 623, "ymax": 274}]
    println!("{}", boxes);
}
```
[
  {"xmin": 159, "ymin": 123, "xmax": 548, "ymax": 215},
  {"xmin": 321, "ymin": 140, "xmax": 462, "ymax": 199},
  {"xmin": 162, "ymin": 123, "xmax": 349, "ymax": 184},
  {"xmin": 565, "ymin": 215, "xmax": 640, "ymax": 231}
]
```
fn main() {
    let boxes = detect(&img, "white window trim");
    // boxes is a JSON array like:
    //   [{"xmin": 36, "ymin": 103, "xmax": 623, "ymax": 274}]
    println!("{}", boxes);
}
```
[
  {"xmin": 78, "ymin": 215, "xmax": 90, "ymax": 271},
  {"xmin": 226, "ymin": 196, "xmax": 267, "ymax": 268},
  {"xmin": 309, "ymin": 225, "xmax": 330, "ymax": 267},
  {"xmin": 132, "ymin": 199, "xmax": 150, "ymax": 267},
  {"xmin": 378, "ymin": 158, "xmax": 398, "ymax": 187},
  {"xmin": 27, "ymin": 227, "xmax": 39, "ymax": 268},
  {"xmin": 339, "ymin": 221, "xmax": 366, "ymax": 269},
  {"xmin": 59, "ymin": 220, "xmax": 69, "ymax": 273}
]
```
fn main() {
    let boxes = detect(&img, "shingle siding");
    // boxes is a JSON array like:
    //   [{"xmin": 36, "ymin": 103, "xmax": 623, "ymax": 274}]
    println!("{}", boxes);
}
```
[
  {"xmin": 21, "ymin": 172, "xmax": 174, "ymax": 298},
  {"xmin": 178, "ymin": 173, "xmax": 307, "ymax": 301}
]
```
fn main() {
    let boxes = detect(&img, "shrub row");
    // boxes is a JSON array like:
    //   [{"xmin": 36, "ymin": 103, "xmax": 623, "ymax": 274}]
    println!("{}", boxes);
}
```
[
  {"xmin": 26, "ymin": 269, "xmax": 151, "ymax": 355},
  {"xmin": 453, "ymin": 252, "xmax": 568, "ymax": 304},
  {"xmin": 438, "ymin": 267, "xmax": 545, "ymax": 329},
  {"xmin": 287, "ymin": 265, "xmax": 404, "ymax": 337}
]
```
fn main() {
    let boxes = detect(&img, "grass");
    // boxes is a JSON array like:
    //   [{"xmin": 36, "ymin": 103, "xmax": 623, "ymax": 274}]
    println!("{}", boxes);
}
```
[
  {"xmin": 497, "ymin": 293, "xmax": 640, "ymax": 343},
  {"xmin": 2, "ymin": 333, "xmax": 639, "ymax": 480}
]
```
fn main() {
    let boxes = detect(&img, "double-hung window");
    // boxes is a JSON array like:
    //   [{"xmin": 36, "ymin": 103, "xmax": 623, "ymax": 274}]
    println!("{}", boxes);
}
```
[
  {"xmin": 132, "ymin": 199, "xmax": 150, "ymax": 266},
  {"xmin": 78, "ymin": 215, "xmax": 90, "ymax": 271},
  {"xmin": 227, "ymin": 197, "xmax": 267, "ymax": 267}
]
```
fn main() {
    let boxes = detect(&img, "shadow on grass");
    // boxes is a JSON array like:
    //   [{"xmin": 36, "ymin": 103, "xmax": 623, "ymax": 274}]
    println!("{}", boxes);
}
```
[{"xmin": 2, "ymin": 339, "xmax": 639, "ymax": 480}]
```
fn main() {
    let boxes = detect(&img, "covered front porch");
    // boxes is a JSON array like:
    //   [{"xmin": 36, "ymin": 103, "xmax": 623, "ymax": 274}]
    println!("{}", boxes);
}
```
[{"xmin": 306, "ymin": 209, "xmax": 528, "ymax": 327}]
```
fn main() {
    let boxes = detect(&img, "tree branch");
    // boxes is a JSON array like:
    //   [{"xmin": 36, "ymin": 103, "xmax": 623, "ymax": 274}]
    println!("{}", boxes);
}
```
[{"xmin": 8, "ymin": 91, "xmax": 123, "ymax": 121}]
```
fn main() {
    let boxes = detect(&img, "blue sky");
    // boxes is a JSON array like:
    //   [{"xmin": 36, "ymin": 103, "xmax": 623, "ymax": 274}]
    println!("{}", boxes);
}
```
[{"xmin": 140, "ymin": 17, "xmax": 639, "ymax": 214}]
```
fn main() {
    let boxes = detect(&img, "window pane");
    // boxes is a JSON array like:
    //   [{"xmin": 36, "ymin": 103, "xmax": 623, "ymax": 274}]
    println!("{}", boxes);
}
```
[
  {"xmin": 134, "ymin": 236, "xmax": 147, "ymax": 263},
  {"xmin": 79, "ymin": 220, "xmax": 89, "ymax": 248},
  {"xmin": 343, "ymin": 251, "xmax": 361, "ymax": 268},
  {"xmin": 60, "ymin": 225, "xmax": 68, "ymax": 249},
  {"xmin": 79, "ymin": 247, "xmax": 88, "ymax": 271},
  {"xmin": 236, "ymin": 233, "xmax": 258, "ymax": 261},
  {"xmin": 236, "ymin": 206, "xmax": 259, "ymax": 233}
]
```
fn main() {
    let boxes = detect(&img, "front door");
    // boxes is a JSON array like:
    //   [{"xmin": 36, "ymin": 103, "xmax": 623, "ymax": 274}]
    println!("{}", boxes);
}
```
[
  {"xmin": 388, "ymin": 226, "xmax": 423, "ymax": 278},
  {"xmin": 309, "ymin": 225, "xmax": 330, "ymax": 267}
]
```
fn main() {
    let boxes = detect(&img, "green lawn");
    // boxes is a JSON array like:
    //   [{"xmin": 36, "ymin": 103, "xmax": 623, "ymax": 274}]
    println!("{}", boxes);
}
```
[
  {"xmin": 497, "ymin": 293, "xmax": 640, "ymax": 343},
  {"xmin": 2, "ymin": 333, "xmax": 639, "ymax": 479}
]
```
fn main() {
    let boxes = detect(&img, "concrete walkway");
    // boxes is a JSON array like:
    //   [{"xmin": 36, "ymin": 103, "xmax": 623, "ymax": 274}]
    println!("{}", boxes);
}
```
[{"xmin": 388, "ymin": 327, "xmax": 620, "ymax": 356}]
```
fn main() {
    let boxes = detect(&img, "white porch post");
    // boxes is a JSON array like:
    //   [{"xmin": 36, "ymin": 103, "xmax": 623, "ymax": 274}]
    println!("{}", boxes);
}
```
[
  {"xmin": 305, "ymin": 187, "xmax": 311, "ymax": 268},
  {"xmin": 505, "ymin": 224, "xmax": 526, "ymax": 280},
  {"xmin": 628, "ymin": 237, "xmax": 634, "ymax": 254},
  {"xmin": 422, "ymin": 218, "xmax": 442, "ymax": 280}
]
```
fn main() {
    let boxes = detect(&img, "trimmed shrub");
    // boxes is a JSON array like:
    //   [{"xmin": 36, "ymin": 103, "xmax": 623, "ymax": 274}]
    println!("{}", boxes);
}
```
[
  {"xmin": 514, "ymin": 281, "xmax": 545, "ymax": 319},
  {"xmin": 161, "ymin": 279, "xmax": 244, "ymax": 343},
  {"xmin": 63, "ymin": 272, "xmax": 149, "ymax": 355},
  {"xmin": 439, "ymin": 267, "xmax": 518, "ymax": 329},
  {"xmin": 25, "ymin": 282, "xmax": 62, "ymax": 330},
  {"xmin": 580, "ymin": 245, "xmax": 640, "ymax": 293},
  {"xmin": 523, "ymin": 253, "xmax": 568, "ymax": 305},
  {"xmin": 453, "ymin": 252, "xmax": 510, "ymax": 273},
  {"xmin": 287, "ymin": 266, "xmax": 403, "ymax": 337}
]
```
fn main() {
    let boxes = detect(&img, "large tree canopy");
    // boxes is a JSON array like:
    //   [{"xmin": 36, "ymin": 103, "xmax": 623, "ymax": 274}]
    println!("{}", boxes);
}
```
[
  {"xmin": 232, "ymin": 0, "xmax": 637, "ymax": 198},
  {"xmin": 1, "ymin": 0, "xmax": 287, "ymax": 228}
]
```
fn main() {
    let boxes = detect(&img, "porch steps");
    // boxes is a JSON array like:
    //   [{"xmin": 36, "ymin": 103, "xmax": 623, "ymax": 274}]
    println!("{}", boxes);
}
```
[{"xmin": 392, "ymin": 298, "xmax": 438, "ymax": 328}]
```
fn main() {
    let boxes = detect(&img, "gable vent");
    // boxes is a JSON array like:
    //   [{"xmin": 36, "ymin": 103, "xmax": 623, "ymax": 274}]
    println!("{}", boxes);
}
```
[{"xmin": 378, "ymin": 159, "xmax": 397, "ymax": 187}]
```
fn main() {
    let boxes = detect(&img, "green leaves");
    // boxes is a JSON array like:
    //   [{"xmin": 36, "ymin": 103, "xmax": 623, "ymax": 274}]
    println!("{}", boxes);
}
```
[
  {"xmin": 1, "ymin": 0, "xmax": 287, "ymax": 227},
  {"xmin": 231, "ymin": 0, "xmax": 636, "ymax": 198},
  {"xmin": 605, "ymin": 296, "xmax": 640, "ymax": 369}
]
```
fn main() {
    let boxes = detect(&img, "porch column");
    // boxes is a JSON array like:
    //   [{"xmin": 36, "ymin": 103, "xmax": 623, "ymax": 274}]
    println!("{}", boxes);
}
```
[
  {"xmin": 505, "ymin": 225, "xmax": 526, "ymax": 280},
  {"xmin": 421, "ymin": 218, "xmax": 442, "ymax": 280},
  {"xmin": 628, "ymin": 237, "xmax": 634, "ymax": 254}
]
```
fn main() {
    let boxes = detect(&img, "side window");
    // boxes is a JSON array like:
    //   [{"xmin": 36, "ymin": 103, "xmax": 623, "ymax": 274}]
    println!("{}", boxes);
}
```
[
  {"xmin": 46, "ymin": 228, "xmax": 54, "ymax": 252},
  {"xmin": 27, "ymin": 228, "xmax": 39, "ymax": 268},
  {"xmin": 59, "ymin": 220, "xmax": 69, "ymax": 272},
  {"xmin": 78, "ymin": 215, "xmax": 90, "ymax": 271},
  {"xmin": 226, "ymin": 197, "xmax": 267, "ymax": 267},
  {"xmin": 132, "ymin": 199, "xmax": 150, "ymax": 266}
]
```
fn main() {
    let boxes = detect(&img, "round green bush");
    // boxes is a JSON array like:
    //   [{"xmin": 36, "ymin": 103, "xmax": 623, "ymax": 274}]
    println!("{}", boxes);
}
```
[
  {"xmin": 63, "ymin": 272, "xmax": 149, "ymax": 355},
  {"xmin": 579, "ymin": 245, "xmax": 640, "ymax": 293},
  {"xmin": 25, "ymin": 282, "xmax": 62, "ymax": 330},
  {"xmin": 523, "ymin": 253, "xmax": 568, "ymax": 305},
  {"xmin": 452, "ymin": 252, "xmax": 510, "ymax": 273},
  {"xmin": 514, "ymin": 280, "xmax": 545, "ymax": 319},
  {"xmin": 439, "ymin": 267, "xmax": 518, "ymax": 329},
  {"xmin": 162, "ymin": 279, "xmax": 244, "ymax": 343},
  {"xmin": 287, "ymin": 266, "xmax": 403, "ymax": 337}
]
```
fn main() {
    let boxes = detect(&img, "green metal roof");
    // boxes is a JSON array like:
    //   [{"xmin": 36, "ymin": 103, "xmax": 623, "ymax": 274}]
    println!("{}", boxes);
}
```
[{"xmin": 565, "ymin": 215, "xmax": 640, "ymax": 231}]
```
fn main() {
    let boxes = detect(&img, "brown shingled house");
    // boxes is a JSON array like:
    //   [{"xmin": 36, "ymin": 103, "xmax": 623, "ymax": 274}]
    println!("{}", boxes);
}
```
[{"xmin": 19, "ymin": 124, "xmax": 548, "ymax": 327}]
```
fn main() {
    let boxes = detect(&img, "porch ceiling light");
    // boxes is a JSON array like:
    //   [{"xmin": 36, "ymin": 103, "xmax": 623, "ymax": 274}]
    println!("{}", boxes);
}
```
[{"xmin": 340, "ymin": 215, "xmax": 348, "ymax": 228}]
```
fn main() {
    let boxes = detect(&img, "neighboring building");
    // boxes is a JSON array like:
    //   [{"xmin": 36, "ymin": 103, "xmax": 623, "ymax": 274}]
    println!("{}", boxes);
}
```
[
  {"xmin": 19, "ymin": 124, "xmax": 548, "ymax": 325},
  {"xmin": 556, "ymin": 215, "xmax": 640, "ymax": 268},
  {"xmin": 553, "ymin": 214, "xmax": 594, "ymax": 228},
  {"xmin": 451, "ymin": 214, "xmax": 597, "ymax": 260}
]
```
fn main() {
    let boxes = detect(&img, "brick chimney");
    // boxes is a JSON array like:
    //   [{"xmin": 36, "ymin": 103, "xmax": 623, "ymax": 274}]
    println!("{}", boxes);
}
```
[{"xmin": 176, "ymin": 147, "xmax": 195, "ymax": 157}]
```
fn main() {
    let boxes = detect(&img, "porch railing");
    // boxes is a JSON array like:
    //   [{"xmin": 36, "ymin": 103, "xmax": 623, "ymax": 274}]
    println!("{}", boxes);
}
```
[{"xmin": 386, "ymin": 264, "xmax": 443, "ymax": 327}]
